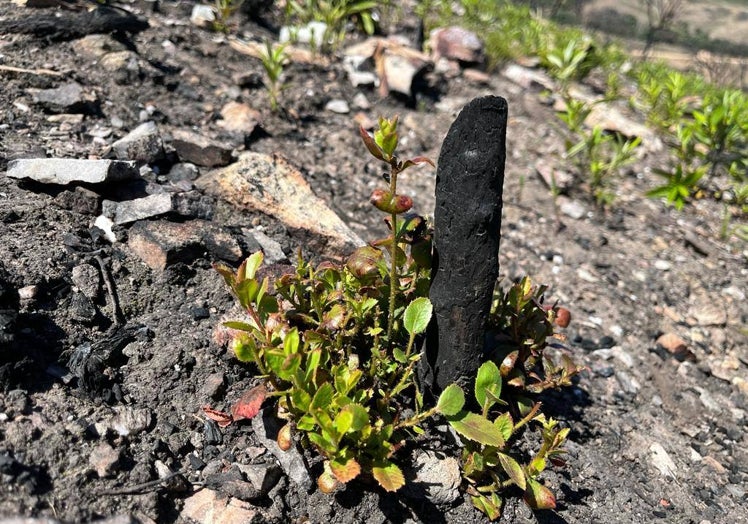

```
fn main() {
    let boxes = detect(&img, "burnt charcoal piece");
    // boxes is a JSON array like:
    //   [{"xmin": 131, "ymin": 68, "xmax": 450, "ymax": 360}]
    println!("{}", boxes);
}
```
[
  {"xmin": 425, "ymin": 96, "xmax": 507, "ymax": 391},
  {"xmin": 0, "ymin": 6, "xmax": 148, "ymax": 42}
]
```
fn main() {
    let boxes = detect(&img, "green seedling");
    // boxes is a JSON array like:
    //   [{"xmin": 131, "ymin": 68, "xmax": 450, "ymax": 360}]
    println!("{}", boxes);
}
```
[
  {"xmin": 259, "ymin": 40, "xmax": 288, "ymax": 113},
  {"xmin": 212, "ymin": 0, "xmax": 244, "ymax": 33}
]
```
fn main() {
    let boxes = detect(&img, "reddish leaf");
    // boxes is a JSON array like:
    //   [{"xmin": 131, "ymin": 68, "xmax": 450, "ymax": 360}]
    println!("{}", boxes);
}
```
[
  {"xmin": 231, "ymin": 384, "xmax": 268, "ymax": 421},
  {"xmin": 524, "ymin": 478, "xmax": 556, "ymax": 510},
  {"xmin": 554, "ymin": 307, "xmax": 571, "ymax": 328},
  {"xmin": 359, "ymin": 125, "xmax": 386, "ymax": 161},
  {"xmin": 202, "ymin": 406, "xmax": 233, "ymax": 428}
]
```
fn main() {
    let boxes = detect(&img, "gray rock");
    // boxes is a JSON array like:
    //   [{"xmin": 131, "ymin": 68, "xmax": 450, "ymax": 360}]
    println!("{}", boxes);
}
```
[
  {"xmin": 32, "ymin": 82, "xmax": 97, "ymax": 113},
  {"xmin": 250, "ymin": 229, "xmax": 287, "ymax": 264},
  {"xmin": 7, "ymin": 158, "xmax": 138, "ymax": 185},
  {"xmin": 111, "ymin": 121, "xmax": 164, "ymax": 164},
  {"xmin": 236, "ymin": 463, "xmax": 283, "ymax": 494},
  {"xmin": 403, "ymin": 450, "xmax": 461, "ymax": 505},
  {"xmin": 168, "ymin": 163, "xmax": 200, "ymax": 182},
  {"xmin": 252, "ymin": 408, "xmax": 312, "ymax": 490},
  {"xmin": 352, "ymin": 92, "xmax": 370, "ymax": 109},
  {"xmin": 325, "ymin": 99, "xmax": 350, "ymax": 114},
  {"xmin": 53, "ymin": 186, "xmax": 101, "ymax": 215},
  {"xmin": 615, "ymin": 370, "xmax": 641, "ymax": 394},
  {"xmin": 649, "ymin": 442, "xmax": 677, "ymax": 478},
  {"xmin": 109, "ymin": 193, "xmax": 174, "ymax": 225},
  {"xmin": 173, "ymin": 191, "xmax": 214, "ymax": 220},
  {"xmin": 70, "ymin": 292, "xmax": 97, "ymax": 323},
  {"xmin": 71, "ymin": 264, "xmax": 100, "ymax": 300}
]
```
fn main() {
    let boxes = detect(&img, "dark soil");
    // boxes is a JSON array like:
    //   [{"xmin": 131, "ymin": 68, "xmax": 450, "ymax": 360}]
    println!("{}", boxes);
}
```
[{"xmin": 1, "ymin": 2, "xmax": 746, "ymax": 523}]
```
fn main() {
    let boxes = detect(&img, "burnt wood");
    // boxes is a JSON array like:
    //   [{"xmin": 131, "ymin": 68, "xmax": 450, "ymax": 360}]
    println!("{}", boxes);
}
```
[
  {"xmin": 0, "ymin": 6, "xmax": 148, "ymax": 42},
  {"xmin": 425, "ymin": 96, "xmax": 507, "ymax": 391}
]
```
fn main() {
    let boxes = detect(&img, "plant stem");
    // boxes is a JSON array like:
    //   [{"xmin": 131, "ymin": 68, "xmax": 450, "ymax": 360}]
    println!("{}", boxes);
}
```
[{"xmin": 386, "ymin": 166, "xmax": 400, "ymax": 344}]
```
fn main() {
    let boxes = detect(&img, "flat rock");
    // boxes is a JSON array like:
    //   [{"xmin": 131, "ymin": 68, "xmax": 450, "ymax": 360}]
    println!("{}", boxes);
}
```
[
  {"xmin": 249, "ymin": 229, "xmax": 287, "ymax": 264},
  {"xmin": 656, "ymin": 332, "xmax": 696, "ymax": 362},
  {"xmin": 430, "ymin": 26, "xmax": 484, "ymax": 64},
  {"xmin": 31, "ymin": 81, "xmax": 97, "ymax": 113},
  {"xmin": 111, "ymin": 121, "xmax": 164, "ymax": 163},
  {"xmin": 181, "ymin": 488, "xmax": 257, "ymax": 523},
  {"xmin": 108, "ymin": 193, "xmax": 174, "ymax": 225},
  {"xmin": 6, "ymin": 158, "xmax": 138, "ymax": 185},
  {"xmin": 325, "ymin": 99, "xmax": 349, "ymax": 114},
  {"xmin": 71, "ymin": 264, "xmax": 100, "ymax": 300},
  {"xmin": 196, "ymin": 152, "xmax": 364, "ymax": 256},
  {"xmin": 586, "ymin": 103, "xmax": 656, "ymax": 145},
  {"xmin": 171, "ymin": 130, "xmax": 233, "ymax": 168},
  {"xmin": 649, "ymin": 442, "xmax": 677, "ymax": 478},
  {"xmin": 128, "ymin": 220, "xmax": 242, "ymax": 271},
  {"xmin": 109, "ymin": 406, "xmax": 153, "ymax": 436}
]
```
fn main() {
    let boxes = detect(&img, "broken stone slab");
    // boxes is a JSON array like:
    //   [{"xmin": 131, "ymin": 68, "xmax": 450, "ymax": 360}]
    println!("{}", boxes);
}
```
[
  {"xmin": 195, "ymin": 152, "xmax": 364, "ymax": 256},
  {"xmin": 30, "ymin": 81, "xmax": 98, "ymax": 113},
  {"xmin": 430, "ymin": 26, "xmax": 484, "ymax": 64},
  {"xmin": 170, "ymin": 129, "xmax": 233, "ymax": 167},
  {"xmin": 112, "ymin": 121, "xmax": 164, "ymax": 164},
  {"xmin": 128, "ymin": 219, "xmax": 242, "ymax": 271},
  {"xmin": 235, "ymin": 462, "xmax": 283, "ymax": 494},
  {"xmin": 252, "ymin": 408, "xmax": 312, "ymax": 491},
  {"xmin": 6, "ymin": 158, "xmax": 138, "ymax": 185},
  {"xmin": 105, "ymin": 193, "xmax": 174, "ymax": 225}
]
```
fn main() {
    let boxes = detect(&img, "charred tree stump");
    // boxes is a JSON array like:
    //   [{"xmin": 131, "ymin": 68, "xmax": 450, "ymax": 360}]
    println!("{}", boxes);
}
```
[{"xmin": 424, "ymin": 96, "xmax": 507, "ymax": 392}]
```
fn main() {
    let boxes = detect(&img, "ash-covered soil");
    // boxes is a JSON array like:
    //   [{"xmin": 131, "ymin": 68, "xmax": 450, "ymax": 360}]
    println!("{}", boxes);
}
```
[{"xmin": 0, "ymin": 2, "xmax": 746, "ymax": 523}]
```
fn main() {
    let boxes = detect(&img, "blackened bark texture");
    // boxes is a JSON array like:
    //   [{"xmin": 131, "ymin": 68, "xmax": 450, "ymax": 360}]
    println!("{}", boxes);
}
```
[
  {"xmin": 0, "ymin": 6, "xmax": 148, "ymax": 42},
  {"xmin": 425, "ymin": 96, "xmax": 506, "ymax": 392}
]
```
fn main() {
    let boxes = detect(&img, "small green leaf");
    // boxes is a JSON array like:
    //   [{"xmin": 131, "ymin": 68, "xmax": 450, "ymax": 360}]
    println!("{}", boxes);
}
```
[
  {"xmin": 471, "ymin": 492, "xmax": 503, "ymax": 520},
  {"xmin": 403, "ymin": 297, "xmax": 433, "ymax": 336},
  {"xmin": 311, "ymin": 383, "xmax": 334, "ymax": 410},
  {"xmin": 333, "ymin": 409, "xmax": 353, "ymax": 437},
  {"xmin": 524, "ymin": 478, "xmax": 556, "ymax": 510},
  {"xmin": 475, "ymin": 361, "xmax": 502, "ymax": 409},
  {"xmin": 436, "ymin": 384, "xmax": 465, "ymax": 416},
  {"xmin": 343, "ymin": 404, "xmax": 369, "ymax": 431},
  {"xmin": 447, "ymin": 411, "xmax": 505, "ymax": 447},
  {"xmin": 223, "ymin": 321, "xmax": 256, "ymax": 332},
  {"xmin": 359, "ymin": 125, "xmax": 385, "ymax": 161},
  {"xmin": 244, "ymin": 251, "xmax": 263, "ymax": 280},
  {"xmin": 372, "ymin": 461, "xmax": 405, "ymax": 492},
  {"xmin": 498, "ymin": 453, "xmax": 526, "ymax": 490},
  {"xmin": 392, "ymin": 348, "xmax": 408, "ymax": 364},
  {"xmin": 493, "ymin": 412, "xmax": 514, "ymax": 442},
  {"xmin": 284, "ymin": 328, "xmax": 300, "ymax": 355},
  {"xmin": 330, "ymin": 456, "xmax": 361, "ymax": 483}
]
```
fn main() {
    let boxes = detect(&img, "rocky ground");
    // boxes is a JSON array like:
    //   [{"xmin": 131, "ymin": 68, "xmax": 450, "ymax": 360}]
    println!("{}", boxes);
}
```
[{"xmin": 1, "ymin": 1, "xmax": 747, "ymax": 523}]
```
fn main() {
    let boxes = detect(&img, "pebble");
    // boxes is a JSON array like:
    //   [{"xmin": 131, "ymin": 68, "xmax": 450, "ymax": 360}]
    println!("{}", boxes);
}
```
[
  {"xmin": 654, "ymin": 259, "xmax": 671, "ymax": 271},
  {"xmin": 560, "ymin": 199, "xmax": 587, "ymax": 220},
  {"xmin": 649, "ymin": 442, "xmax": 677, "ymax": 477},
  {"xmin": 89, "ymin": 442, "xmax": 121, "ymax": 477},
  {"xmin": 18, "ymin": 285, "xmax": 38, "ymax": 300},
  {"xmin": 615, "ymin": 370, "xmax": 640, "ymax": 394},
  {"xmin": 352, "ymin": 92, "xmax": 370, "ymax": 109},
  {"xmin": 325, "ymin": 99, "xmax": 350, "ymax": 114},
  {"xmin": 403, "ymin": 450, "xmax": 461, "ymax": 505}
]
